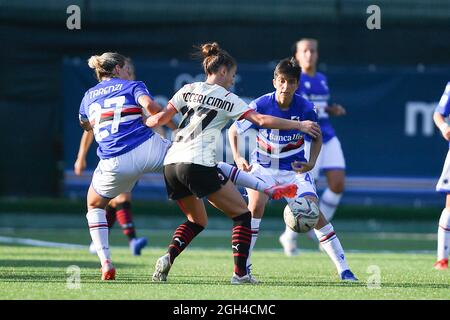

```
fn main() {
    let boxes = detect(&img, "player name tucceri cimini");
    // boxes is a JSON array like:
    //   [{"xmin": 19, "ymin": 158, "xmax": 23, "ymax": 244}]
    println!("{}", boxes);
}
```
[
  {"xmin": 182, "ymin": 91, "xmax": 234, "ymax": 112},
  {"xmin": 89, "ymin": 83, "xmax": 123, "ymax": 99}
]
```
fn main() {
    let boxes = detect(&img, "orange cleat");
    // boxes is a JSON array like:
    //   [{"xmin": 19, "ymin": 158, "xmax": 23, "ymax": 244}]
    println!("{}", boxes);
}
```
[
  {"xmin": 101, "ymin": 260, "xmax": 116, "ymax": 280},
  {"xmin": 264, "ymin": 184, "xmax": 298, "ymax": 200},
  {"xmin": 434, "ymin": 259, "xmax": 448, "ymax": 270}
]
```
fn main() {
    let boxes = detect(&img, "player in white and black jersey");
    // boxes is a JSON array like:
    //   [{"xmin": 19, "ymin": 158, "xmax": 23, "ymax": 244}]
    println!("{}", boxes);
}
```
[{"xmin": 146, "ymin": 42, "xmax": 321, "ymax": 284}]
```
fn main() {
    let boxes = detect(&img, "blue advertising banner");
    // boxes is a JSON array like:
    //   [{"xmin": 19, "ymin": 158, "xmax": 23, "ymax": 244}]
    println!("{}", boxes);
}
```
[{"xmin": 63, "ymin": 58, "xmax": 450, "ymax": 206}]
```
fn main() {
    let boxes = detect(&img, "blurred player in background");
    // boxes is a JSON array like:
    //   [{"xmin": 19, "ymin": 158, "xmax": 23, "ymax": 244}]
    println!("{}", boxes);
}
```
[
  {"xmin": 229, "ymin": 58, "xmax": 357, "ymax": 281},
  {"xmin": 75, "ymin": 57, "xmax": 148, "ymax": 257},
  {"xmin": 279, "ymin": 38, "xmax": 347, "ymax": 255},
  {"xmin": 433, "ymin": 81, "xmax": 450, "ymax": 270},
  {"xmin": 146, "ymin": 42, "xmax": 319, "ymax": 284}
]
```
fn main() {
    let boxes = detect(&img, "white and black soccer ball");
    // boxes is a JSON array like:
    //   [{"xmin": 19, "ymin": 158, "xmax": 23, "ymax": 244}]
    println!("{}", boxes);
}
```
[{"xmin": 283, "ymin": 197, "xmax": 320, "ymax": 233}]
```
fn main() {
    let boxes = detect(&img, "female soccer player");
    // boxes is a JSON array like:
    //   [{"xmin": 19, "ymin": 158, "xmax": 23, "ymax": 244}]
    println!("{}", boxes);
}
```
[
  {"xmin": 79, "ymin": 52, "xmax": 175, "ymax": 280},
  {"xmin": 75, "ymin": 57, "xmax": 148, "ymax": 256},
  {"xmin": 228, "ymin": 58, "xmax": 357, "ymax": 281},
  {"xmin": 147, "ymin": 42, "xmax": 321, "ymax": 284},
  {"xmin": 279, "ymin": 38, "xmax": 347, "ymax": 254},
  {"xmin": 79, "ymin": 51, "xmax": 303, "ymax": 281},
  {"xmin": 433, "ymin": 81, "xmax": 450, "ymax": 270}
]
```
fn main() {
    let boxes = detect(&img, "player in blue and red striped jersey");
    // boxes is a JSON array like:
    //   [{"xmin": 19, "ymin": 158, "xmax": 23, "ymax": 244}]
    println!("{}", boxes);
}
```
[
  {"xmin": 229, "ymin": 58, "xmax": 357, "ymax": 281},
  {"xmin": 433, "ymin": 81, "xmax": 450, "ymax": 270},
  {"xmin": 75, "ymin": 57, "xmax": 148, "ymax": 257},
  {"xmin": 79, "ymin": 52, "xmax": 174, "ymax": 280},
  {"xmin": 279, "ymin": 38, "xmax": 347, "ymax": 255}
]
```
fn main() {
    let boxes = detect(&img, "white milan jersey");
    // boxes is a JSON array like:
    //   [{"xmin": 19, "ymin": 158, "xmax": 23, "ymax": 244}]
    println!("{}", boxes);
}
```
[{"xmin": 164, "ymin": 82, "xmax": 251, "ymax": 167}]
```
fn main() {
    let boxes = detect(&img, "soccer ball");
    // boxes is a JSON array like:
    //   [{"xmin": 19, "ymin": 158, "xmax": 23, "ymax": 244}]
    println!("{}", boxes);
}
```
[{"xmin": 283, "ymin": 197, "xmax": 320, "ymax": 233}]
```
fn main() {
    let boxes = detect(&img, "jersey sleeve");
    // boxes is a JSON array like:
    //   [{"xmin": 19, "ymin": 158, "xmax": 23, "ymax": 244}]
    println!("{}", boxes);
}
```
[
  {"xmin": 133, "ymin": 81, "xmax": 154, "ymax": 105},
  {"xmin": 168, "ymin": 85, "xmax": 188, "ymax": 112},
  {"xmin": 234, "ymin": 99, "xmax": 258, "ymax": 134},
  {"xmin": 436, "ymin": 82, "xmax": 450, "ymax": 117},
  {"xmin": 78, "ymin": 94, "xmax": 89, "ymax": 122},
  {"xmin": 225, "ymin": 93, "xmax": 252, "ymax": 121}
]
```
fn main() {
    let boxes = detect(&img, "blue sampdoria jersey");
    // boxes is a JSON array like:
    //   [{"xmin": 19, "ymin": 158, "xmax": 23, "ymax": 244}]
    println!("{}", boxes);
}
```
[
  {"xmin": 79, "ymin": 78, "xmax": 154, "ymax": 159},
  {"xmin": 235, "ymin": 92, "xmax": 318, "ymax": 171},
  {"xmin": 296, "ymin": 72, "xmax": 335, "ymax": 143},
  {"xmin": 435, "ymin": 82, "xmax": 450, "ymax": 148}
]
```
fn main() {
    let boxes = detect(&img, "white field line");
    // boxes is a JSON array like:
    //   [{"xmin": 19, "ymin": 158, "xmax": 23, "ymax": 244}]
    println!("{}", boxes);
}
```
[
  {"xmin": 0, "ymin": 235, "xmax": 434, "ymax": 255},
  {"xmin": 0, "ymin": 236, "xmax": 85, "ymax": 249}
]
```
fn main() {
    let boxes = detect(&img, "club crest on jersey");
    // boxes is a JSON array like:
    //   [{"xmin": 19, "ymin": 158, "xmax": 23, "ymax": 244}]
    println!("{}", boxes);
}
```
[
  {"xmin": 304, "ymin": 81, "xmax": 311, "ymax": 89},
  {"xmin": 291, "ymin": 116, "xmax": 300, "ymax": 121}
]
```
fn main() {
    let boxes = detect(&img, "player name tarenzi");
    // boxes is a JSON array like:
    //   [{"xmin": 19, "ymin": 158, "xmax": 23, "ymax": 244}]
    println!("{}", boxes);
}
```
[
  {"xmin": 182, "ymin": 92, "xmax": 234, "ymax": 112},
  {"xmin": 89, "ymin": 84, "xmax": 123, "ymax": 99},
  {"xmin": 173, "ymin": 304, "xmax": 208, "ymax": 318}
]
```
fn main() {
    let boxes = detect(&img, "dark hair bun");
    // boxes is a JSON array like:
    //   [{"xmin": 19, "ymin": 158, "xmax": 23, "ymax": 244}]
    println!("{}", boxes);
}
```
[{"xmin": 201, "ymin": 42, "xmax": 220, "ymax": 57}]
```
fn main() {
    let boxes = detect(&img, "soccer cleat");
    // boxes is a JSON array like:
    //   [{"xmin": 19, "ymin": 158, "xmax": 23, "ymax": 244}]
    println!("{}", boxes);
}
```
[
  {"xmin": 246, "ymin": 264, "xmax": 259, "ymax": 284},
  {"xmin": 434, "ymin": 259, "xmax": 448, "ymax": 270},
  {"xmin": 231, "ymin": 273, "xmax": 259, "ymax": 285},
  {"xmin": 101, "ymin": 260, "xmax": 116, "ymax": 280},
  {"xmin": 88, "ymin": 241, "xmax": 97, "ymax": 255},
  {"xmin": 152, "ymin": 253, "xmax": 172, "ymax": 282},
  {"xmin": 279, "ymin": 233, "xmax": 299, "ymax": 257},
  {"xmin": 340, "ymin": 269, "xmax": 358, "ymax": 281},
  {"xmin": 264, "ymin": 184, "xmax": 298, "ymax": 200},
  {"xmin": 130, "ymin": 237, "xmax": 148, "ymax": 256}
]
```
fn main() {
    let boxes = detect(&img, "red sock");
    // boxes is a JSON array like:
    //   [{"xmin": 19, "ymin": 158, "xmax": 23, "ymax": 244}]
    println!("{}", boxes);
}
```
[
  {"xmin": 232, "ymin": 212, "xmax": 252, "ymax": 277},
  {"xmin": 116, "ymin": 201, "xmax": 136, "ymax": 240}
]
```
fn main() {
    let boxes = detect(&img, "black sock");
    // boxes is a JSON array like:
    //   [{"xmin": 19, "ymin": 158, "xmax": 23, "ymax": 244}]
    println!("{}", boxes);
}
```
[
  {"xmin": 168, "ymin": 220, "xmax": 204, "ymax": 264},
  {"xmin": 232, "ymin": 212, "xmax": 252, "ymax": 277}
]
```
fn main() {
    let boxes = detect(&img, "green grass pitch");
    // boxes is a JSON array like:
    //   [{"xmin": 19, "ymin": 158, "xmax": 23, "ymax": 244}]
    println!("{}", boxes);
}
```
[{"xmin": 0, "ymin": 225, "xmax": 449, "ymax": 300}]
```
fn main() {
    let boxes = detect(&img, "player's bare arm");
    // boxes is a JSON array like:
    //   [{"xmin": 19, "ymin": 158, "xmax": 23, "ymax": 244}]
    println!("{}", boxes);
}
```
[
  {"xmin": 145, "ymin": 103, "xmax": 177, "ymax": 128},
  {"xmin": 79, "ymin": 119, "xmax": 93, "ymax": 131},
  {"xmin": 139, "ymin": 95, "xmax": 178, "ymax": 130},
  {"xmin": 243, "ymin": 111, "xmax": 321, "ymax": 138},
  {"xmin": 325, "ymin": 103, "xmax": 346, "ymax": 117},
  {"xmin": 228, "ymin": 123, "xmax": 252, "ymax": 171},
  {"xmin": 74, "ymin": 130, "xmax": 94, "ymax": 176},
  {"xmin": 291, "ymin": 133, "xmax": 322, "ymax": 174},
  {"xmin": 434, "ymin": 111, "xmax": 450, "ymax": 141}
]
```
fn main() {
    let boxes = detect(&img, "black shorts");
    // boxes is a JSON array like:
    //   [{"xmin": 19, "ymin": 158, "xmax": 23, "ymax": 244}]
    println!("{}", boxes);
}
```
[{"xmin": 163, "ymin": 163, "xmax": 229, "ymax": 200}]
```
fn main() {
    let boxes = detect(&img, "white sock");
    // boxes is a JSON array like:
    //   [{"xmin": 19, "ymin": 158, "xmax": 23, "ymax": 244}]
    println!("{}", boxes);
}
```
[
  {"xmin": 217, "ymin": 162, "xmax": 270, "ymax": 192},
  {"xmin": 319, "ymin": 188, "xmax": 342, "ymax": 221},
  {"xmin": 247, "ymin": 218, "xmax": 261, "ymax": 268},
  {"xmin": 86, "ymin": 208, "xmax": 111, "ymax": 266},
  {"xmin": 437, "ymin": 208, "xmax": 450, "ymax": 260},
  {"xmin": 282, "ymin": 225, "xmax": 299, "ymax": 240},
  {"xmin": 314, "ymin": 223, "xmax": 349, "ymax": 273}
]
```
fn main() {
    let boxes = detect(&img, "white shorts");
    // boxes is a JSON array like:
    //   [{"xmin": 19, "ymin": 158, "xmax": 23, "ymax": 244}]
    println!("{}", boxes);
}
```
[
  {"xmin": 249, "ymin": 163, "xmax": 318, "ymax": 204},
  {"xmin": 91, "ymin": 134, "xmax": 171, "ymax": 199},
  {"xmin": 436, "ymin": 149, "xmax": 450, "ymax": 193},
  {"xmin": 304, "ymin": 136, "xmax": 346, "ymax": 179}
]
